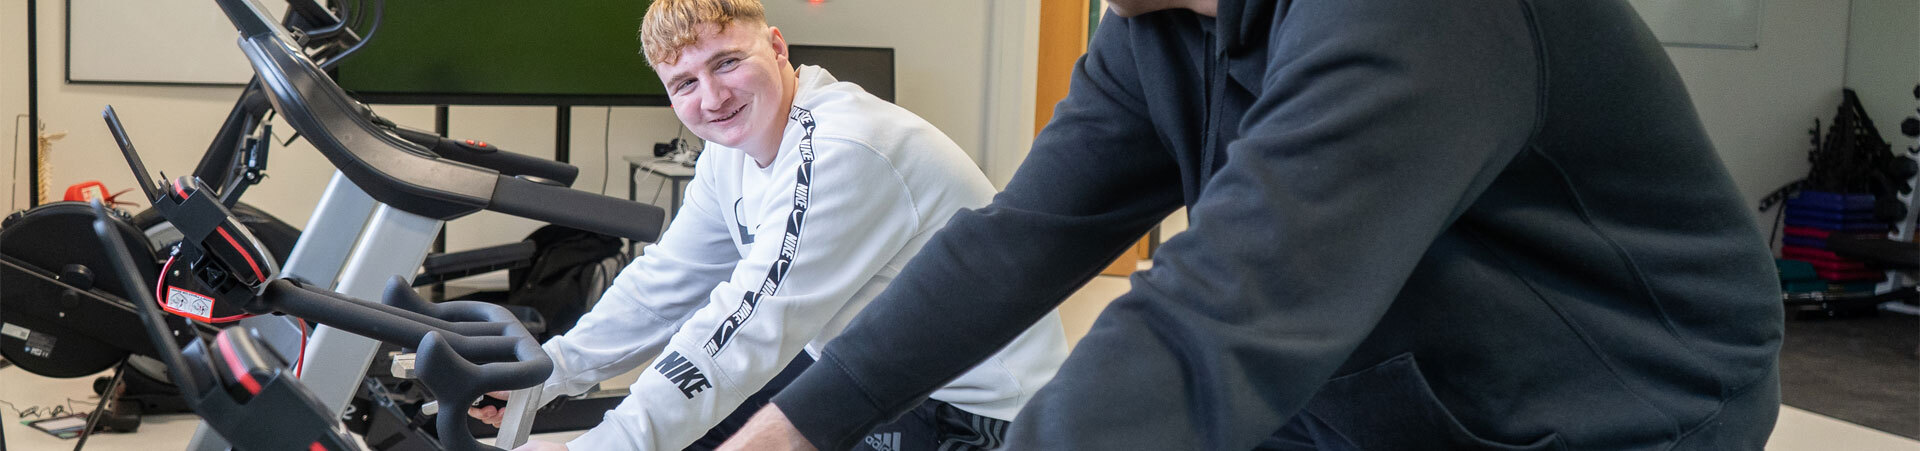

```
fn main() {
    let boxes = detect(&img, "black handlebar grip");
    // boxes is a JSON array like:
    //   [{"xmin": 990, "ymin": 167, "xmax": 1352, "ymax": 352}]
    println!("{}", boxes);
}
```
[
  {"xmin": 437, "ymin": 141, "xmax": 579, "ymax": 187},
  {"xmin": 488, "ymin": 174, "xmax": 666, "ymax": 243},
  {"xmin": 390, "ymin": 127, "xmax": 580, "ymax": 186},
  {"xmin": 416, "ymin": 332, "xmax": 515, "ymax": 451}
]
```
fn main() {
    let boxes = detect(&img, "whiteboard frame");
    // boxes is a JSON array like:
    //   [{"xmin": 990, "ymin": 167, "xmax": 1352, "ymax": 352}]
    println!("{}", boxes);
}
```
[
  {"xmin": 1628, "ymin": 0, "xmax": 1766, "ymax": 50},
  {"xmin": 63, "ymin": 0, "xmax": 288, "ymax": 87}
]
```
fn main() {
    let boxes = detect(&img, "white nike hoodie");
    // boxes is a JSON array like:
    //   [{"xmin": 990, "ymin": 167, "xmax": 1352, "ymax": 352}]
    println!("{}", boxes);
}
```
[{"xmin": 539, "ymin": 65, "xmax": 1069, "ymax": 450}]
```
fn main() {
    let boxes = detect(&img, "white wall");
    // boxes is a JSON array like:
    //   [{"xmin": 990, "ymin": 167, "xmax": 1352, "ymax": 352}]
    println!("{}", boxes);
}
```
[
  {"xmin": 1663, "ymin": 0, "xmax": 1852, "ymax": 233},
  {"xmin": 13, "ymin": 0, "xmax": 1840, "ymax": 245},
  {"xmin": 2, "ymin": 0, "xmax": 1037, "ymax": 254},
  {"xmin": 429, "ymin": 105, "xmax": 688, "ymax": 253},
  {"xmin": 6, "ymin": 0, "xmax": 341, "ymax": 231},
  {"xmin": 761, "ymin": 0, "xmax": 1037, "ymax": 186},
  {"xmin": 1844, "ymin": 0, "xmax": 1919, "ymax": 148},
  {"xmin": 981, "ymin": 0, "xmax": 1041, "ymax": 185},
  {"xmin": 4, "ymin": 0, "xmax": 26, "ymax": 212}
]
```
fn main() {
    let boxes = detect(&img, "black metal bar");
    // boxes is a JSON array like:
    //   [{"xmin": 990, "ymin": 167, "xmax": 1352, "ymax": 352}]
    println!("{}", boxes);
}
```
[
  {"xmin": 71, "ymin": 360, "xmax": 126, "ymax": 451},
  {"xmin": 258, "ymin": 280, "xmax": 459, "ymax": 346},
  {"xmin": 28, "ymin": 0, "xmax": 40, "ymax": 206},
  {"xmin": 629, "ymin": 160, "xmax": 645, "ymax": 255},
  {"xmin": 347, "ymin": 92, "xmax": 670, "ymax": 107},
  {"xmin": 432, "ymin": 229, "xmax": 448, "ymax": 303},
  {"xmin": 555, "ymin": 106, "xmax": 570, "ymax": 163},
  {"xmin": 64, "ymin": 79, "xmax": 248, "ymax": 88},
  {"xmin": 433, "ymin": 105, "xmax": 449, "ymax": 302},
  {"xmin": 193, "ymin": 81, "xmax": 269, "ymax": 194}
]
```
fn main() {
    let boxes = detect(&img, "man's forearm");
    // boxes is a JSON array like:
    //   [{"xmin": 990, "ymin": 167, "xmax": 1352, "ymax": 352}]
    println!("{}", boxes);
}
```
[
  {"xmin": 717, "ymin": 405, "xmax": 817, "ymax": 451},
  {"xmin": 772, "ymin": 195, "xmax": 1174, "ymax": 449}
]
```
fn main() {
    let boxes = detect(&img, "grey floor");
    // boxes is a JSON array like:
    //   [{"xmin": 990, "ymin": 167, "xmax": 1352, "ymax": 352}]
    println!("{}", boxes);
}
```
[{"xmin": 1778, "ymin": 310, "xmax": 1920, "ymax": 440}]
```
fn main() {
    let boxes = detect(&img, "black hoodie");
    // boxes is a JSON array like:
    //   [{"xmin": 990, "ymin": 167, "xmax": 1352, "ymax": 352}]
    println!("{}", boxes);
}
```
[{"xmin": 775, "ymin": 0, "xmax": 1784, "ymax": 449}]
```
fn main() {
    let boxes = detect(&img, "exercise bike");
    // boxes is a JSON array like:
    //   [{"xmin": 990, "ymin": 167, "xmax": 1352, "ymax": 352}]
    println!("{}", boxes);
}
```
[
  {"xmin": 0, "ymin": 1, "xmax": 355, "ymax": 434},
  {"xmin": 82, "ymin": 195, "xmax": 551, "ymax": 451},
  {"xmin": 0, "ymin": 1, "xmax": 591, "ymax": 439},
  {"xmin": 153, "ymin": 0, "xmax": 666, "ymax": 448},
  {"xmin": 79, "ymin": 82, "xmax": 633, "ymax": 449}
]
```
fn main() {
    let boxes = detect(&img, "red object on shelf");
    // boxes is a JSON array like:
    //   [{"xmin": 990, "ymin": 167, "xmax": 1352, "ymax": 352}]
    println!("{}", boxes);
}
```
[
  {"xmin": 62, "ymin": 180, "xmax": 136, "ymax": 207},
  {"xmin": 1798, "ymin": 258, "xmax": 1869, "ymax": 272},
  {"xmin": 1782, "ymin": 226, "xmax": 1830, "ymax": 239},
  {"xmin": 1781, "ymin": 245, "xmax": 1845, "ymax": 263},
  {"xmin": 1814, "ymin": 268, "xmax": 1886, "ymax": 282}
]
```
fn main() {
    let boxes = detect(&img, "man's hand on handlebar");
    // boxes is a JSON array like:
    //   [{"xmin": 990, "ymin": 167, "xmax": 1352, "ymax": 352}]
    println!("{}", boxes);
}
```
[
  {"xmin": 467, "ymin": 391, "xmax": 512, "ymax": 427},
  {"xmin": 513, "ymin": 440, "xmax": 568, "ymax": 451}
]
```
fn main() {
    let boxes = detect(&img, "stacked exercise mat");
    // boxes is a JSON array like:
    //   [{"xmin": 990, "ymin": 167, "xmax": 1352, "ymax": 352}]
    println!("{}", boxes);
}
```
[
  {"xmin": 1778, "ymin": 190, "xmax": 1888, "ymax": 292},
  {"xmin": 1764, "ymin": 89, "xmax": 1920, "ymax": 317}
]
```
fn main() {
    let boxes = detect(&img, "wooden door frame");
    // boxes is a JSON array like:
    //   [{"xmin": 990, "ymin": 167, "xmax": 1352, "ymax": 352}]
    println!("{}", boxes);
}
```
[{"xmin": 1034, "ymin": 0, "xmax": 1150, "ymax": 276}]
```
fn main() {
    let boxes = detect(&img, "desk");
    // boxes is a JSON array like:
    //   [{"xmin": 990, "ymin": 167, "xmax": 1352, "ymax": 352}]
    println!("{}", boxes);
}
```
[
  {"xmin": 626, "ymin": 155, "xmax": 695, "ymax": 219},
  {"xmin": 626, "ymin": 156, "xmax": 694, "ymax": 255}
]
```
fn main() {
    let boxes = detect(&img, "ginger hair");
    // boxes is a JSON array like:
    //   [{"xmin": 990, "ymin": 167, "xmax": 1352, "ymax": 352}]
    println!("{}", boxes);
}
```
[{"xmin": 640, "ymin": 0, "xmax": 767, "ymax": 66}]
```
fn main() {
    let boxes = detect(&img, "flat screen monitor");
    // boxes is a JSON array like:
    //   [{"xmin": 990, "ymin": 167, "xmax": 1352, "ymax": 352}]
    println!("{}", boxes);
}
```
[
  {"xmin": 330, "ymin": 1, "xmax": 897, "ymax": 106},
  {"xmin": 788, "ymin": 45, "xmax": 894, "ymax": 103},
  {"xmin": 332, "ymin": 0, "xmax": 661, "ymax": 106}
]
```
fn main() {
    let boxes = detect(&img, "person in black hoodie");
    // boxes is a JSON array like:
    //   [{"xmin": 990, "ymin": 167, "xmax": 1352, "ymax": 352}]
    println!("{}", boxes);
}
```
[{"xmin": 722, "ymin": 0, "xmax": 1784, "ymax": 449}]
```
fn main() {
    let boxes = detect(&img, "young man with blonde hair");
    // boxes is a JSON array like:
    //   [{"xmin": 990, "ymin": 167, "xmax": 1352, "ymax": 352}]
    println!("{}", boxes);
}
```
[{"xmin": 476, "ymin": 0, "xmax": 1069, "ymax": 449}]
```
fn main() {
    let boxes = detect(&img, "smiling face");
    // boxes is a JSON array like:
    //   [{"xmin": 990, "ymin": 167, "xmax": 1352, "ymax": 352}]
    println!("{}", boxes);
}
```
[{"xmin": 654, "ymin": 21, "xmax": 796, "ymax": 164}]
